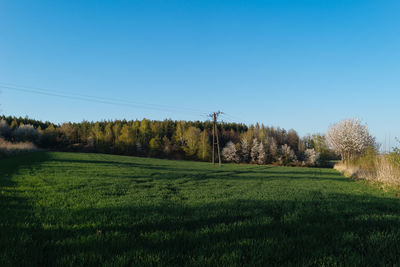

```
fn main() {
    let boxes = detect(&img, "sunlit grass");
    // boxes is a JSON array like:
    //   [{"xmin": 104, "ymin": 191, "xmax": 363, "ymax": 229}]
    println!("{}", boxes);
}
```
[{"xmin": 1, "ymin": 152, "xmax": 400, "ymax": 266}]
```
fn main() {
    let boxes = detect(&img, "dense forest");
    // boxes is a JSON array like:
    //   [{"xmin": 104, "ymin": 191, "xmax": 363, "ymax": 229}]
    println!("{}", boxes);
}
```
[{"xmin": 0, "ymin": 115, "xmax": 336, "ymax": 166}]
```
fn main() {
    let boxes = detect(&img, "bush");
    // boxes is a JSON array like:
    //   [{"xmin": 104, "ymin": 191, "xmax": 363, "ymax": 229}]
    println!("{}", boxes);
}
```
[
  {"xmin": 304, "ymin": 148, "xmax": 320, "ymax": 166},
  {"xmin": 334, "ymin": 147, "xmax": 400, "ymax": 187},
  {"xmin": 0, "ymin": 137, "xmax": 37, "ymax": 156},
  {"xmin": 375, "ymin": 156, "xmax": 400, "ymax": 186},
  {"xmin": 222, "ymin": 141, "xmax": 239, "ymax": 163},
  {"xmin": 0, "ymin": 120, "xmax": 11, "ymax": 139},
  {"xmin": 389, "ymin": 139, "xmax": 400, "ymax": 167},
  {"xmin": 279, "ymin": 144, "xmax": 296, "ymax": 166},
  {"xmin": 13, "ymin": 124, "xmax": 40, "ymax": 143}
]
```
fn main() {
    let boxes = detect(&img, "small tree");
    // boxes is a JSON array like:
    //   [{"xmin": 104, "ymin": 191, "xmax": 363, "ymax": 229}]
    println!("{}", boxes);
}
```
[
  {"xmin": 265, "ymin": 136, "xmax": 278, "ymax": 163},
  {"xmin": 326, "ymin": 118, "xmax": 375, "ymax": 162},
  {"xmin": 197, "ymin": 130, "xmax": 211, "ymax": 161},
  {"xmin": 0, "ymin": 120, "xmax": 10, "ymax": 139},
  {"xmin": 10, "ymin": 119, "xmax": 18, "ymax": 131},
  {"xmin": 103, "ymin": 123, "xmax": 114, "ymax": 146},
  {"xmin": 280, "ymin": 144, "xmax": 296, "ymax": 165},
  {"xmin": 304, "ymin": 148, "xmax": 320, "ymax": 166},
  {"xmin": 222, "ymin": 141, "xmax": 239, "ymax": 163},
  {"xmin": 119, "ymin": 124, "xmax": 135, "ymax": 153},
  {"xmin": 162, "ymin": 136, "xmax": 173, "ymax": 156},
  {"xmin": 257, "ymin": 141, "xmax": 266, "ymax": 164},
  {"xmin": 14, "ymin": 124, "xmax": 40, "ymax": 143},
  {"xmin": 240, "ymin": 138, "xmax": 250, "ymax": 163},
  {"xmin": 149, "ymin": 136, "xmax": 162, "ymax": 156},
  {"xmin": 39, "ymin": 124, "xmax": 58, "ymax": 147},
  {"xmin": 112, "ymin": 122, "xmax": 122, "ymax": 147},
  {"xmin": 182, "ymin": 126, "xmax": 200, "ymax": 157},
  {"xmin": 250, "ymin": 138, "xmax": 259, "ymax": 163},
  {"xmin": 174, "ymin": 121, "xmax": 186, "ymax": 146}
]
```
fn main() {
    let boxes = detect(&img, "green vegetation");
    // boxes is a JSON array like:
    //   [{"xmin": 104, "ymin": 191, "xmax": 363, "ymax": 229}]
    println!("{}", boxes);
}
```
[
  {"xmin": 2, "ymin": 152, "xmax": 400, "ymax": 266},
  {"xmin": 1, "ymin": 115, "xmax": 336, "ymax": 166}
]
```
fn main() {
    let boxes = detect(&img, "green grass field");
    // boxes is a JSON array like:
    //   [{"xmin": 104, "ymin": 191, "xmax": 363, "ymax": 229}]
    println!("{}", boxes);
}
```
[{"xmin": 1, "ymin": 152, "xmax": 400, "ymax": 266}]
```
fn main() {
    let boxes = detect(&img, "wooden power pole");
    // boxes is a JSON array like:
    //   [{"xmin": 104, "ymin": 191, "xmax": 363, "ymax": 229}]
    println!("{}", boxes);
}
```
[{"xmin": 209, "ymin": 111, "xmax": 223, "ymax": 166}]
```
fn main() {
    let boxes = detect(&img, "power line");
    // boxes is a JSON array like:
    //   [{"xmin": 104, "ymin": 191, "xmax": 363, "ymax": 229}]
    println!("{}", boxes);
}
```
[
  {"xmin": 221, "ymin": 112, "xmax": 245, "ymax": 123},
  {"xmin": 0, "ymin": 82, "xmax": 210, "ymax": 116},
  {"xmin": 0, "ymin": 81, "xmax": 245, "ymax": 125},
  {"xmin": 0, "ymin": 82, "xmax": 209, "ymax": 114}
]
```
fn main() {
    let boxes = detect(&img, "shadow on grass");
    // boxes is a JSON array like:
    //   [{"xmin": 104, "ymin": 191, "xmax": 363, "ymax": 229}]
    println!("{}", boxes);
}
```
[
  {"xmin": 3, "ymin": 153, "xmax": 400, "ymax": 266},
  {"xmin": 0, "ymin": 152, "xmax": 52, "ymax": 266},
  {"xmin": 50, "ymin": 157, "xmax": 345, "ymax": 183},
  {"xmin": 4, "ymin": 194, "xmax": 400, "ymax": 266}
]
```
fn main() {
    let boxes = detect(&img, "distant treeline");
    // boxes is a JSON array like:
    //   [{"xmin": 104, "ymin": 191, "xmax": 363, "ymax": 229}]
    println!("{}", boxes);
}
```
[{"xmin": 0, "ymin": 115, "xmax": 336, "ymax": 166}]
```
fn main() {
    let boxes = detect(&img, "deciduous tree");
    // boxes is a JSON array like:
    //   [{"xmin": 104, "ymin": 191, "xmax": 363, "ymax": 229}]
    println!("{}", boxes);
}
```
[
  {"xmin": 326, "ymin": 118, "xmax": 375, "ymax": 162},
  {"xmin": 182, "ymin": 126, "xmax": 200, "ymax": 157},
  {"xmin": 222, "ymin": 141, "xmax": 239, "ymax": 162},
  {"xmin": 280, "ymin": 144, "xmax": 296, "ymax": 165},
  {"xmin": 198, "ymin": 130, "xmax": 211, "ymax": 161}
]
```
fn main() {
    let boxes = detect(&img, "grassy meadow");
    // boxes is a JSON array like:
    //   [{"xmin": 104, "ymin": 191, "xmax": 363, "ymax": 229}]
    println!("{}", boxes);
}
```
[{"xmin": 1, "ymin": 152, "xmax": 400, "ymax": 266}]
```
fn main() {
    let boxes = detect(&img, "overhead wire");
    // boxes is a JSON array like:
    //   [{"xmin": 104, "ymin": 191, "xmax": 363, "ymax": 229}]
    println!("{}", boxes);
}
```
[
  {"xmin": 0, "ymin": 81, "xmax": 209, "ymax": 114},
  {"xmin": 0, "ymin": 82, "xmax": 209, "ymax": 116},
  {"xmin": 0, "ymin": 81, "xmax": 245, "ymax": 122},
  {"xmin": 221, "ymin": 112, "xmax": 245, "ymax": 122}
]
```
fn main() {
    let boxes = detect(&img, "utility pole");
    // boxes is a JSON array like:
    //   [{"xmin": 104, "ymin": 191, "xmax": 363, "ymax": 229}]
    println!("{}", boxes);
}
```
[{"xmin": 209, "ymin": 111, "xmax": 223, "ymax": 166}]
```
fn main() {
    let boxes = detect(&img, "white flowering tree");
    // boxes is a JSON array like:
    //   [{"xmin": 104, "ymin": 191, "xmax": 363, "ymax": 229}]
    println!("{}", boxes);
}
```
[
  {"xmin": 280, "ymin": 144, "xmax": 297, "ymax": 165},
  {"xmin": 14, "ymin": 124, "xmax": 40, "ymax": 143},
  {"xmin": 257, "ymin": 141, "xmax": 266, "ymax": 164},
  {"xmin": 249, "ymin": 139, "xmax": 267, "ymax": 165},
  {"xmin": 222, "ymin": 141, "xmax": 239, "ymax": 163},
  {"xmin": 304, "ymin": 148, "xmax": 320, "ymax": 166},
  {"xmin": 240, "ymin": 138, "xmax": 250, "ymax": 162},
  {"xmin": 326, "ymin": 118, "xmax": 375, "ymax": 162},
  {"xmin": 250, "ymin": 138, "xmax": 259, "ymax": 163},
  {"xmin": 265, "ymin": 136, "xmax": 278, "ymax": 163}
]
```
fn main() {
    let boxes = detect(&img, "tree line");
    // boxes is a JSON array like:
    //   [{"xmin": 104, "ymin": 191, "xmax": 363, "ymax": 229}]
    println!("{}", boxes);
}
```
[{"xmin": 0, "ymin": 115, "xmax": 336, "ymax": 166}]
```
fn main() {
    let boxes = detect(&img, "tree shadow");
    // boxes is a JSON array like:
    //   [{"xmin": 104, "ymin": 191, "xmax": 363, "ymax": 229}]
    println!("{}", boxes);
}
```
[
  {"xmin": 50, "ymin": 157, "xmax": 346, "ymax": 183},
  {"xmin": 0, "ymin": 152, "xmax": 52, "ymax": 266},
  {"xmin": 3, "ymin": 153, "xmax": 400, "ymax": 266},
  {"xmin": 5, "ymin": 194, "xmax": 400, "ymax": 266}
]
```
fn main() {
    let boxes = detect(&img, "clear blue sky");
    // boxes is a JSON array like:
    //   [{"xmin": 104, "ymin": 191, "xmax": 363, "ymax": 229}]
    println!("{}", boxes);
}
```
[{"xmin": 1, "ymin": 0, "xmax": 399, "ymax": 148}]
